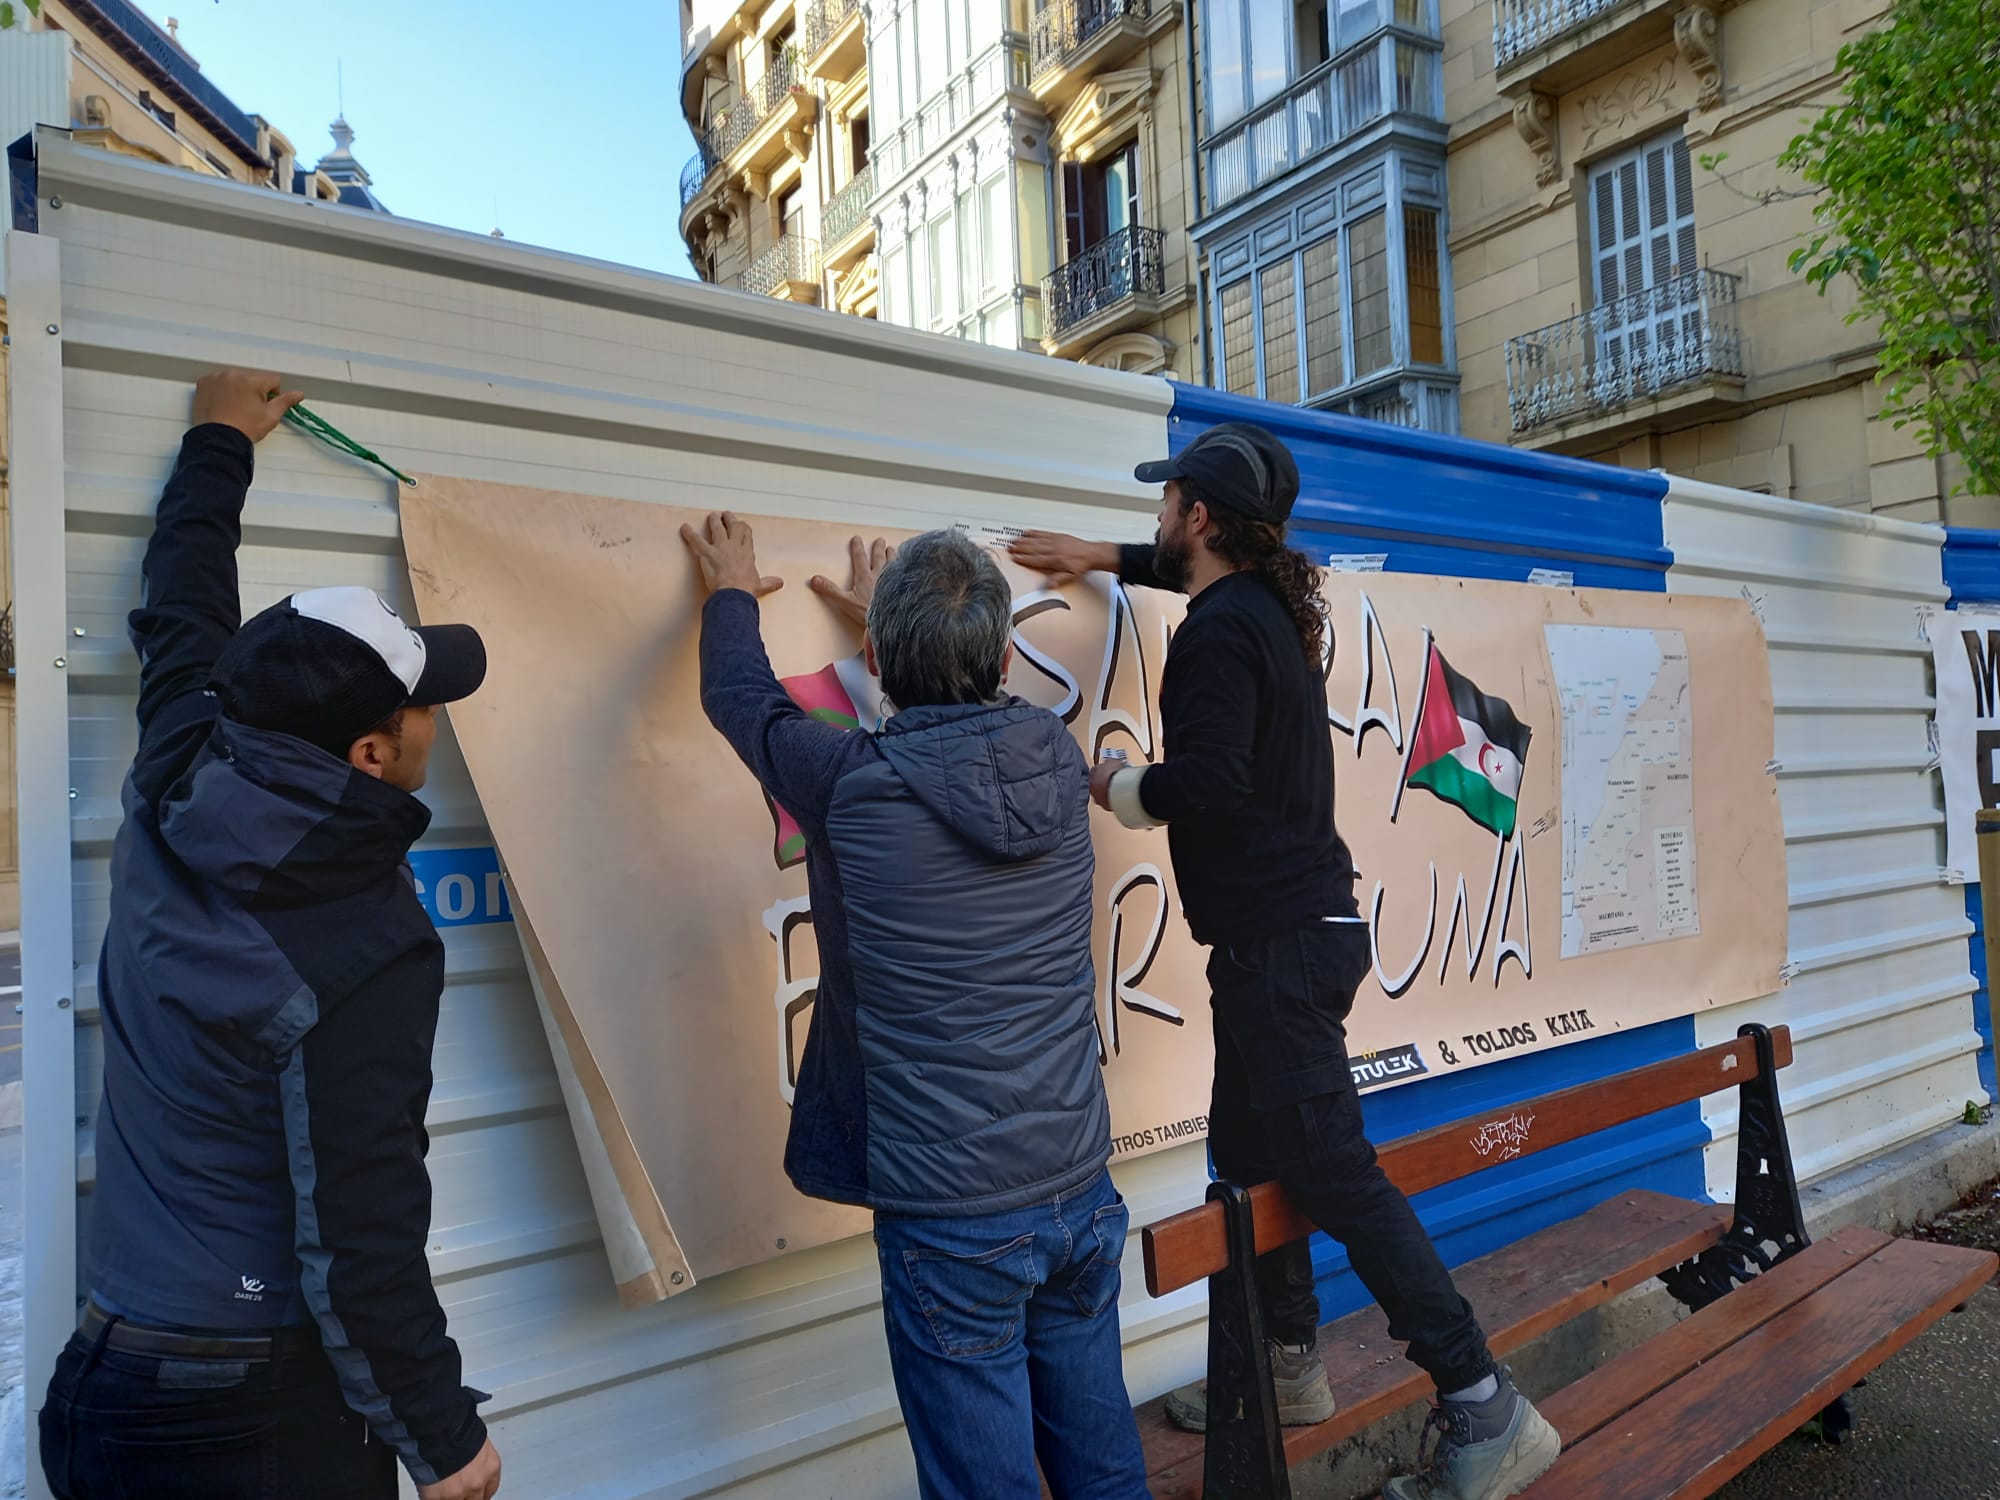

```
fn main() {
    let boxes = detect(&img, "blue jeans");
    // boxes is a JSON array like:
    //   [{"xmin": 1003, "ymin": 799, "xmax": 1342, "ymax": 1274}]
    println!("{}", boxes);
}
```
[{"xmin": 873, "ymin": 1167, "xmax": 1150, "ymax": 1500}]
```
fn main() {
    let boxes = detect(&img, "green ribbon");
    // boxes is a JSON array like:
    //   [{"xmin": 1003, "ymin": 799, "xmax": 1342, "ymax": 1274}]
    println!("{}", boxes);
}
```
[{"xmin": 284, "ymin": 404, "xmax": 418, "ymax": 488}]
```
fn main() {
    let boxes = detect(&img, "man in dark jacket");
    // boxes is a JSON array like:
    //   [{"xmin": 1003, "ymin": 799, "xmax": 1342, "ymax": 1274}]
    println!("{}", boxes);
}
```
[
  {"xmin": 681, "ymin": 514, "xmax": 1147, "ymax": 1500},
  {"xmin": 39, "ymin": 370, "xmax": 502, "ymax": 1500},
  {"xmin": 1011, "ymin": 424, "xmax": 1559, "ymax": 1500}
]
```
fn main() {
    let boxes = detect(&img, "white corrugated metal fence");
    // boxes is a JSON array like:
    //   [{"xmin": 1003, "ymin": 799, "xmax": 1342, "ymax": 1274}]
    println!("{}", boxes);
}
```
[
  {"xmin": 1662, "ymin": 480, "xmax": 1987, "ymax": 1196},
  {"xmin": 11, "ymin": 133, "xmax": 1213, "ymax": 1500}
]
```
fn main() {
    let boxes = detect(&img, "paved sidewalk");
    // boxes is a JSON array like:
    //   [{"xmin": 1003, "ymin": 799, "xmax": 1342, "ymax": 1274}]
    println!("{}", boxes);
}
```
[{"xmin": 0, "ymin": 1126, "xmax": 25, "ymax": 1500}]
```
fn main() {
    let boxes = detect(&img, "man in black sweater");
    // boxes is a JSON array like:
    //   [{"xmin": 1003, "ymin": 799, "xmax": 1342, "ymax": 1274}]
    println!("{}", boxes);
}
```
[{"xmin": 1011, "ymin": 424, "xmax": 1558, "ymax": 1500}]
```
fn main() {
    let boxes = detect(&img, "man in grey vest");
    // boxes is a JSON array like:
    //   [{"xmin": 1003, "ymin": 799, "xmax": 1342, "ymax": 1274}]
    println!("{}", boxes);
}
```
[{"xmin": 682, "ymin": 516, "xmax": 1148, "ymax": 1500}]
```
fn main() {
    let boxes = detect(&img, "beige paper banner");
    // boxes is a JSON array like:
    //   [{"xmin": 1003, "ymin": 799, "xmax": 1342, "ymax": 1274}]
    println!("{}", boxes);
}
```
[{"xmin": 402, "ymin": 476, "xmax": 1785, "ymax": 1298}]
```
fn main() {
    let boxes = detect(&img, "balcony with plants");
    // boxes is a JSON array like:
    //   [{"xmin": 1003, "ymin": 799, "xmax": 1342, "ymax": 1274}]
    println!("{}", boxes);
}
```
[{"xmin": 712, "ymin": 45, "xmax": 819, "ymax": 189}]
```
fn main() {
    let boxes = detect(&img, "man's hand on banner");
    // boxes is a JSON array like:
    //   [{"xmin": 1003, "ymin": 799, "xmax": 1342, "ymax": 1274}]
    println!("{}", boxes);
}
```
[
  {"xmin": 1009, "ymin": 531, "xmax": 1120, "ymax": 585},
  {"xmin": 809, "ymin": 535, "xmax": 896, "ymax": 630},
  {"xmin": 681, "ymin": 511, "xmax": 785, "ymax": 599}
]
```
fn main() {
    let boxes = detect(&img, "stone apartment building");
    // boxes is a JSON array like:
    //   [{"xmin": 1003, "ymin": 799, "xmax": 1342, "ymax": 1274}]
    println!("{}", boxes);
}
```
[
  {"xmin": 678, "ymin": 0, "xmax": 1202, "ymax": 380},
  {"xmin": 1439, "ymin": 0, "xmax": 1993, "ymax": 521},
  {"xmin": 683, "ymin": 0, "xmax": 1986, "ymax": 524},
  {"xmin": 1, "ymin": 0, "xmax": 388, "ymax": 930}
]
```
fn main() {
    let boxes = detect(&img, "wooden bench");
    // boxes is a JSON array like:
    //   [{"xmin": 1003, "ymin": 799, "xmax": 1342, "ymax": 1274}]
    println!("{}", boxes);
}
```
[{"xmin": 1135, "ymin": 1024, "xmax": 1998, "ymax": 1499}]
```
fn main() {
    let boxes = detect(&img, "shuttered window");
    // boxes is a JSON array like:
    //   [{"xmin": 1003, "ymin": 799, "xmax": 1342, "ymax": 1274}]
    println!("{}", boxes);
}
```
[{"xmin": 1589, "ymin": 131, "xmax": 1698, "ymax": 389}]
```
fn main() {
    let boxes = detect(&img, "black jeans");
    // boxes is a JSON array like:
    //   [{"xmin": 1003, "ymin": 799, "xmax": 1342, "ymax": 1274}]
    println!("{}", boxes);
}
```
[
  {"xmin": 1207, "ymin": 919, "xmax": 1498, "ymax": 1394},
  {"xmin": 40, "ymin": 1319, "xmax": 396, "ymax": 1500}
]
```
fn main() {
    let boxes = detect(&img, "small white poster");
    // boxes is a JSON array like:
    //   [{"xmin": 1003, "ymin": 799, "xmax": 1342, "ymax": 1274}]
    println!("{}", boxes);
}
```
[{"xmin": 1929, "ymin": 604, "xmax": 2000, "ymax": 883}]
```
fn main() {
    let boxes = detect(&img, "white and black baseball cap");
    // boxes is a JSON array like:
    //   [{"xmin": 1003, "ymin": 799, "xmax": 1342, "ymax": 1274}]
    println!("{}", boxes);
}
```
[{"xmin": 210, "ymin": 587, "xmax": 486, "ymax": 755}]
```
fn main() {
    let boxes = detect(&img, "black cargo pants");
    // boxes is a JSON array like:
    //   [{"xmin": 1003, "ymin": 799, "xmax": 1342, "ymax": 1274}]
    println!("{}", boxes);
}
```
[{"xmin": 1204, "ymin": 917, "xmax": 1498, "ymax": 1393}]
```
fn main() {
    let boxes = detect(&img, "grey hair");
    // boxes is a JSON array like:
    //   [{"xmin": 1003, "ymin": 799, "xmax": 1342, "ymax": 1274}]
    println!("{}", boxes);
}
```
[{"xmin": 867, "ymin": 528, "xmax": 1013, "ymax": 710}]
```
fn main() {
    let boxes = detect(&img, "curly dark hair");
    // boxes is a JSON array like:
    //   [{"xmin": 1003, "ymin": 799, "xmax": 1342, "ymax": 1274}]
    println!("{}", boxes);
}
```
[{"xmin": 1179, "ymin": 481, "xmax": 1328, "ymax": 664}]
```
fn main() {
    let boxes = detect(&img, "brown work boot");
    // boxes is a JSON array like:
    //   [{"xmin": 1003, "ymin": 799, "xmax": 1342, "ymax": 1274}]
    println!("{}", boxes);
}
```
[{"xmin": 1163, "ymin": 1339, "xmax": 1337, "ymax": 1433}]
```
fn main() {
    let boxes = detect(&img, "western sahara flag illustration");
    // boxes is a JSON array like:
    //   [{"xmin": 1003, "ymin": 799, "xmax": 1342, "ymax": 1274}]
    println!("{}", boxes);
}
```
[
  {"xmin": 767, "ymin": 655, "xmax": 881, "ymax": 868},
  {"xmin": 1403, "ymin": 642, "xmax": 1531, "ymax": 837}
]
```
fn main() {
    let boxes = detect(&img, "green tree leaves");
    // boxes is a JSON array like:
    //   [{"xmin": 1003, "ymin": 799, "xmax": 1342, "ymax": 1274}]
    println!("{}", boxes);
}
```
[{"xmin": 1780, "ymin": 0, "xmax": 2000, "ymax": 496}]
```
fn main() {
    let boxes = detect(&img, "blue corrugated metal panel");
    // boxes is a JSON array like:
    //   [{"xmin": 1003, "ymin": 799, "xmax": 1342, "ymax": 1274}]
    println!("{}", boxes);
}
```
[
  {"xmin": 1944, "ymin": 527, "xmax": 2000, "ymax": 1103},
  {"xmin": 1943, "ymin": 527, "xmax": 2000, "ymax": 603},
  {"xmin": 1164, "ymin": 385, "xmax": 1673, "ymax": 590},
  {"xmin": 1965, "ymin": 887, "xmax": 1997, "ymax": 1105},
  {"xmin": 1166, "ymin": 384, "xmax": 1705, "ymax": 1317}
]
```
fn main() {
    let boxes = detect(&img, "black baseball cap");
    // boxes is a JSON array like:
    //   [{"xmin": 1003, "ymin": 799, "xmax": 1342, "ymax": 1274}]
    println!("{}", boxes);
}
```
[
  {"xmin": 1134, "ymin": 422, "xmax": 1302, "ymax": 524},
  {"xmin": 210, "ymin": 586, "xmax": 487, "ymax": 756}
]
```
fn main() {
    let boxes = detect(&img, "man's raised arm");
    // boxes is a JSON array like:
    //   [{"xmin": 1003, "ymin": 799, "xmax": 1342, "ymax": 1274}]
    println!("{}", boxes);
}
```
[
  {"xmin": 1010, "ymin": 531, "xmax": 1168, "ymax": 592},
  {"xmin": 128, "ymin": 370, "xmax": 301, "ymax": 795}
]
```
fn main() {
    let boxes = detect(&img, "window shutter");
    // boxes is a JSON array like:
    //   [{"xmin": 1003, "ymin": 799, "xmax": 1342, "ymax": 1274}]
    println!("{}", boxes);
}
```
[
  {"xmin": 1063, "ymin": 162, "xmax": 1087, "ymax": 262},
  {"xmin": 1671, "ymin": 136, "xmax": 1696, "ymax": 273},
  {"xmin": 1588, "ymin": 128, "xmax": 1702, "ymax": 401},
  {"xmin": 1592, "ymin": 159, "xmax": 1621, "ymax": 327}
]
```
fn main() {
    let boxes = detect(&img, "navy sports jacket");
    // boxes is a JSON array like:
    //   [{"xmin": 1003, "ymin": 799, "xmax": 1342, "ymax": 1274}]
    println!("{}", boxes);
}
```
[{"xmin": 86, "ymin": 424, "xmax": 486, "ymax": 1485}]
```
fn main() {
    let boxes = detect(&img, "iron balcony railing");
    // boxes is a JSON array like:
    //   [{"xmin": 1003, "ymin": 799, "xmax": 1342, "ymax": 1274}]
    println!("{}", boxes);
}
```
[
  {"xmin": 1030, "ymin": 0, "xmax": 1151, "ymax": 82},
  {"xmin": 1203, "ymin": 33, "xmax": 1440, "ymax": 212},
  {"xmin": 1492, "ymin": 0, "xmax": 1623, "ymax": 69},
  {"xmin": 804, "ymin": 0, "xmax": 864, "ymax": 59},
  {"xmin": 737, "ymin": 235, "xmax": 823, "ymax": 298},
  {"xmin": 680, "ymin": 147, "xmax": 719, "ymax": 210},
  {"xmin": 823, "ymin": 163, "xmax": 877, "ymax": 248},
  {"xmin": 1044, "ymin": 225, "xmax": 1168, "ymax": 338},
  {"xmin": 1504, "ymin": 268, "xmax": 1744, "ymax": 434},
  {"xmin": 712, "ymin": 46, "xmax": 807, "ymax": 161}
]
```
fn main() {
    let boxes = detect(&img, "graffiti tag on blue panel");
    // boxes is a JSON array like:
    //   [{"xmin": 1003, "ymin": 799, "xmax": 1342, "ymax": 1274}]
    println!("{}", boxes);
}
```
[{"xmin": 408, "ymin": 847, "xmax": 514, "ymax": 928}]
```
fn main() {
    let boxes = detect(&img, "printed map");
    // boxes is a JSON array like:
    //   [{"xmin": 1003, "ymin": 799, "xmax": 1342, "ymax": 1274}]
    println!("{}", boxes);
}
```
[{"xmin": 1544, "ymin": 625, "xmax": 1698, "ymax": 958}]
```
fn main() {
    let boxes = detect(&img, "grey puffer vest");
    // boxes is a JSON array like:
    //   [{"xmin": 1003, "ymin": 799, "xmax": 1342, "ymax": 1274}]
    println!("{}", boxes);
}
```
[{"xmin": 825, "ymin": 699, "xmax": 1111, "ymax": 1215}]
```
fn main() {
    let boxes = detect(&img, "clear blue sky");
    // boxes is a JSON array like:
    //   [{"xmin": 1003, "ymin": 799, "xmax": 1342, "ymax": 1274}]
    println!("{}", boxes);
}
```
[{"xmin": 157, "ymin": 0, "xmax": 697, "ymax": 278}]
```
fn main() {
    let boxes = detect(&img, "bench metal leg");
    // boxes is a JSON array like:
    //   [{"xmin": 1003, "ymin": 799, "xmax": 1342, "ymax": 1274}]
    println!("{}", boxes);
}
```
[
  {"xmin": 1661, "ymin": 1022, "xmax": 1853, "ymax": 1443},
  {"xmin": 1203, "ymin": 1181, "xmax": 1293, "ymax": 1500},
  {"xmin": 1660, "ymin": 1022, "xmax": 1811, "ymax": 1310}
]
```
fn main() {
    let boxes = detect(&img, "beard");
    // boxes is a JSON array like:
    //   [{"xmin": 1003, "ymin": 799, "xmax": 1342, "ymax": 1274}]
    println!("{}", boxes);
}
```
[{"xmin": 1152, "ymin": 525, "xmax": 1191, "ymax": 592}]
